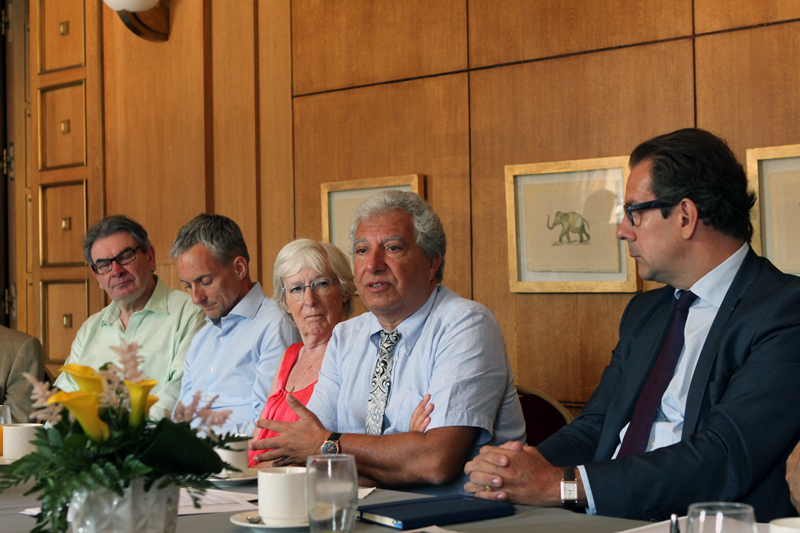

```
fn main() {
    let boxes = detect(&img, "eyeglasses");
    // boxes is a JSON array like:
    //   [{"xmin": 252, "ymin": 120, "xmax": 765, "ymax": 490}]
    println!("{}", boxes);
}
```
[
  {"xmin": 91, "ymin": 246, "xmax": 143, "ymax": 274},
  {"xmin": 281, "ymin": 278, "xmax": 338, "ymax": 301},
  {"xmin": 624, "ymin": 200, "xmax": 676, "ymax": 226}
]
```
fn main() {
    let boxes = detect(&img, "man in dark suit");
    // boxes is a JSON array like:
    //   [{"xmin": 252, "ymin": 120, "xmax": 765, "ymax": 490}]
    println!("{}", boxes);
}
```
[
  {"xmin": 0, "ymin": 325, "xmax": 44, "ymax": 422},
  {"xmin": 465, "ymin": 128, "xmax": 800, "ymax": 522}
]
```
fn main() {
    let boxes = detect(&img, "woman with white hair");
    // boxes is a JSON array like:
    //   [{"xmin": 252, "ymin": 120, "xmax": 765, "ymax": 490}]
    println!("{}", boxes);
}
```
[{"xmin": 248, "ymin": 239, "xmax": 355, "ymax": 467}]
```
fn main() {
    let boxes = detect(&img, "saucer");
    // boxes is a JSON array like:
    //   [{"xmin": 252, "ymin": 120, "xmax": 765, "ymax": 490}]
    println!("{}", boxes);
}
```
[
  {"xmin": 211, "ymin": 467, "xmax": 260, "ymax": 487},
  {"xmin": 230, "ymin": 511, "xmax": 308, "ymax": 531}
]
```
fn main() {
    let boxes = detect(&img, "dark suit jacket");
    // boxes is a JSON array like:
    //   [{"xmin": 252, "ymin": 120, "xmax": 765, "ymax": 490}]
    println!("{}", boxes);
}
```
[
  {"xmin": 0, "ymin": 325, "xmax": 45, "ymax": 423},
  {"xmin": 537, "ymin": 249, "xmax": 800, "ymax": 522}
]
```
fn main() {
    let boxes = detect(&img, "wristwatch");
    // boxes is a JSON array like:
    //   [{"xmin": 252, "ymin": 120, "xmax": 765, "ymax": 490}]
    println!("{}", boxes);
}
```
[
  {"xmin": 560, "ymin": 466, "xmax": 578, "ymax": 509},
  {"xmin": 320, "ymin": 432, "xmax": 342, "ymax": 455}
]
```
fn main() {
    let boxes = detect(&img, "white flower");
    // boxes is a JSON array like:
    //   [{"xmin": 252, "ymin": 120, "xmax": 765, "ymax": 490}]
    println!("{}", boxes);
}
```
[{"xmin": 23, "ymin": 373, "xmax": 62, "ymax": 424}]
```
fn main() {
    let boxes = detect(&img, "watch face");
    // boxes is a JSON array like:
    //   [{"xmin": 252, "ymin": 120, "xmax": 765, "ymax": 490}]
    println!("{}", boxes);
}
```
[
  {"xmin": 321, "ymin": 441, "xmax": 338, "ymax": 454},
  {"xmin": 561, "ymin": 481, "xmax": 578, "ymax": 501}
]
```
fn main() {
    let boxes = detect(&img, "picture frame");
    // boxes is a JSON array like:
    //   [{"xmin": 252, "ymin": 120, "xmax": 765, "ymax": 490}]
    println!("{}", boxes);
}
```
[
  {"xmin": 505, "ymin": 156, "xmax": 638, "ymax": 293},
  {"xmin": 746, "ymin": 144, "xmax": 800, "ymax": 275},
  {"xmin": 321, "ymin": 174, "xmax": 425, "ymax": 258}
]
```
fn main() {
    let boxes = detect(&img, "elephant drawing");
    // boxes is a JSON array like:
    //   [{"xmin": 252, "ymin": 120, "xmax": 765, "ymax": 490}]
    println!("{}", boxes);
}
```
[{"xmin": 546, "ymin": 211, "xmax": 591, "ymax": 244}]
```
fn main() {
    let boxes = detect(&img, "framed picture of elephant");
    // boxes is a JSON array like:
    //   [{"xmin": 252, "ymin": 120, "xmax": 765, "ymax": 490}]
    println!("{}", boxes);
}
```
[
  {"xmin": 746, "ymin": 144, "xmax": 800, "ymax": 276},
  {"xmin": 321, "ymin": 174, "xmax": 425, "ymax": 262},
  {"xmin": 504, "ymin": 156, "xmax": 639, "ymax": 293}
]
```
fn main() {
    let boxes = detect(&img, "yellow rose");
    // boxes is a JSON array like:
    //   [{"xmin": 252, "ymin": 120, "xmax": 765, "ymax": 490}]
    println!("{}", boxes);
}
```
[{"xmin": 48, "ymin": 390, "xmax": 109, "ymax": 442}]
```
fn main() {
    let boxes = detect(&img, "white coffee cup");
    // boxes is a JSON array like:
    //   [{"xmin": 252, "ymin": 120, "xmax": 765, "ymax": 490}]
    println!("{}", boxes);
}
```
[
  {"xmin": 258, "ymin": 467, "xmax": 308, "ymax": 525},
  {"xmin": 215, "ymin": 436, "xmax": 249, "ymax": 477},
  {"xmin": 770, "ymin": 517, "xmax": 800, "ymax": 533},
  {"xmin": 3, "ymin": 423, "xmax": 44, "ymax": 460}
]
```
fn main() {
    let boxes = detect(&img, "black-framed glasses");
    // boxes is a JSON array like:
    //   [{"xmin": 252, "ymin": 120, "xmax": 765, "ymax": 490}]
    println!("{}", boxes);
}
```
[
  {"xmin": 281, "ymin": 278, "xmax": 338, "ymax": 301},
  {"xmin": 624, "ymin": 200, "xmax": 676, "ymax": 226},
  {"xmin": 91, "ymin": 246, "xmax": 143, "ymax": 274}
]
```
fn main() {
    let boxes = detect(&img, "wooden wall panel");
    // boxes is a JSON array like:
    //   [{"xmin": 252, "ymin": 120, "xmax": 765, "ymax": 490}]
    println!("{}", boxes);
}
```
[
  {"xmin": 39, "ymin": 81, "xmax": 86, "ymax": 169},
  {"xmin": 39, "ymin": 180, "xmax": 86, "ymax": 266},
  {"xmin": 30, "ymin": 0, "xmax": 104, "ymax": 354},
  {"xmin": 469, "ymin": 0, "xmax": 692, "ymax": 68},
  {"xmin": 292, "ymin": 0, "xmax": 467, "ymax": 94},
  {"xmin": 696, "ymin": 22, "xmax": 800, "ymax": 163},
  {"xmin": 40, "ymin": 279, "xmax": 89, "ymax": 362},
  {"xmin": 696, "ymin": 0, "xmax": 800, "ymax": 34},
  {"xmin": 39, "ymin": 0, "xmax": 85, "ymax": 73},
  {"xmin": 293, "ymin": 74, "xmax": 472, "ymax": 300},
  {"xmin": 258, "ymin": 0, "xmax": 294, "ymax": 286},
  {"xmin": 211, "ymin": 0, "xmax": 260, "ymax": 279},
  {"xmin": 102, "ymin": 2, "xmax": 209, "ymax": 286},
  {"xmin": 470, "ymin": 40, "xmax": 695, "ymax": 403}
]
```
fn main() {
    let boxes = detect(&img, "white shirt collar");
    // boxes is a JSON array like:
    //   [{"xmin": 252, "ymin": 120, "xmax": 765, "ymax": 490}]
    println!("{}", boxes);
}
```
[{"xmin": 680, "ymin": 243, "xmax": 749, "ymax": 308}]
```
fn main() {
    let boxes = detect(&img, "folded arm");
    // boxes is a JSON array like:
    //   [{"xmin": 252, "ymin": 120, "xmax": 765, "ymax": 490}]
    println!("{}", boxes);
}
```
[{"xmin": 251, "ymin": 395, "xmax": 477, "ymax": 488}]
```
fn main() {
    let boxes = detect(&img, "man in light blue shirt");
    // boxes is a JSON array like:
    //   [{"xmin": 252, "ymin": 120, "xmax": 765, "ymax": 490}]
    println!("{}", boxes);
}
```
[
  {"xmin": 251, "ymin": 191, "xmax": 525, "ymax": 494},
  {"xmin": 173, "ymin": 215, "xmax": 298, "ymax": 435}
]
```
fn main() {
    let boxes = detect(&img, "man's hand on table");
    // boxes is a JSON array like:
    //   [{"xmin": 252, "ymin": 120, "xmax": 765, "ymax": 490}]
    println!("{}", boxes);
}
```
[
  {"xmin": 250, "ymin": 394, "xmax": 329, "ymax": 466},
  {"xmin": 464, "ymin": 441, "xmax": 577, "ymax": 507}
]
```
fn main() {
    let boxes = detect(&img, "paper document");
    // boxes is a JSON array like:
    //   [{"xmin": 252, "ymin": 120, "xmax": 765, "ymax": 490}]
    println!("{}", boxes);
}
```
[
  {"xmin": 359, "ymin": 487, "xmax": 377, "ymax": 499},
  {"xmin": 179, "ymin": 488, "xmax": 257, "ymax": 515},
  {"xmin": 20, "ymin": 488, "xmax": 258, "ymax": 519}
]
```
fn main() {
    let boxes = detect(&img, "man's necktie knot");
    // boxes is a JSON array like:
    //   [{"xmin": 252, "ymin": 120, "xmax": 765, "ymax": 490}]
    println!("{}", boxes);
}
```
[{"xmin": 676, "ymin": 290, "xmax": 698, "ymax": 311}]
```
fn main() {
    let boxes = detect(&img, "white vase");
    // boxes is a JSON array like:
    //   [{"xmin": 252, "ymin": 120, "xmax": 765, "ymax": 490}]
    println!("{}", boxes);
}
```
[{"xmin": 68, "ymin": 477, "xmax": 179, "ymax": 533}]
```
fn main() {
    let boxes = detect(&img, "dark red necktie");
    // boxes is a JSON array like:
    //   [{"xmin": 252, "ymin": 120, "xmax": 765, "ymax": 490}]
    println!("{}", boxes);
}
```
[{"xmin": 617, "ymin": 290, "xmax": 698, "ymax": 458}]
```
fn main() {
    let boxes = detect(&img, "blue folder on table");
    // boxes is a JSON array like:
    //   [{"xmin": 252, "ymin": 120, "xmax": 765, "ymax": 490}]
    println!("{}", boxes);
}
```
[{"xmin": 357, "ymin": 494, "xmax": 515, "ymax": 530}]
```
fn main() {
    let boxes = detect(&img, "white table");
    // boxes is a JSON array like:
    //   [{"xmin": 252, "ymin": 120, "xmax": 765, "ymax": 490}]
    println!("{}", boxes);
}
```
[{"xmin": 0, "ymin": 478, "xmax": 648, "ymax": 533}]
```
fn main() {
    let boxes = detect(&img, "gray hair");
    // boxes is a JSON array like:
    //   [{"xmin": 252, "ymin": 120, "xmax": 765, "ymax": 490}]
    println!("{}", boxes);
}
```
[
  {"xmin": 170, "ymin": 214, "xmax": 249, "ymax": 266},
  {"xmin": 349, "ymin": 190, "xmax": 446, "ymax": 283},
  {"xmin": 83, "ymin": 215, "xmax": 151, "ymax": 265},
  {"xmin": 272, "ymin": 239, "xmax": 356, "ymax": 324}
]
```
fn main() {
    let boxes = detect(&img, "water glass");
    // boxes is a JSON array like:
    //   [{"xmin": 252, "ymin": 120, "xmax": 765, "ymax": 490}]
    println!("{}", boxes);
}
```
[
  {"xmin": 306, "ymin": 454, "xmax": 358, "ymax": 533},
  {"xmin": 0, "ymin": 405, "xmax": 11, "ymax": 456},
  {"xmin": 687, "ymin": 502, "xmax": 757, "ymax": 533}
]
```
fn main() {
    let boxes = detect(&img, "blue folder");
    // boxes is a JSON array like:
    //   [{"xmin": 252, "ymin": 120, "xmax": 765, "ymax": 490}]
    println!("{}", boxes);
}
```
[{"xmin": 357, "ymin": 494, "xmax": 515, "ymax": 530}]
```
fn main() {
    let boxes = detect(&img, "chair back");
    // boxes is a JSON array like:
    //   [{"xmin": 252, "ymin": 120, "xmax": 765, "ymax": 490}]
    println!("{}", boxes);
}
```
[{"xmin": 516, "ymin": 385, "xmax": 573, "ymax": 446}]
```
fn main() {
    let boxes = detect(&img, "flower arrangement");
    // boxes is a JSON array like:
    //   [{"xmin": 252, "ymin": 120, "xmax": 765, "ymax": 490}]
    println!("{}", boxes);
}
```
[{"xmin": 0, "ymin": 341, "xmax": 243, "ymax": 533}]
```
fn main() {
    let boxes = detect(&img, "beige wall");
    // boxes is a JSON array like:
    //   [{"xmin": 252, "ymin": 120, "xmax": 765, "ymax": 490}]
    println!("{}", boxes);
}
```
[{"xmin": 36, "ymin": 0, "xmax": 800, "ymax": 409}]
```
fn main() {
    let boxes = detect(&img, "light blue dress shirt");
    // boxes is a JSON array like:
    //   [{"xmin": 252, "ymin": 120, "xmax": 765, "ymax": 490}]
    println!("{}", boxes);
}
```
[
  {"xmin": 176, "ymin": 282, "xmax": 299, "ymax": 435},
  {"xmin": 580, "ymin": 243, "xmax": 749, "ymax": 513},
  {"xmin": 307, "ymin": 286, "xmax": 526, "ymax": 495}
]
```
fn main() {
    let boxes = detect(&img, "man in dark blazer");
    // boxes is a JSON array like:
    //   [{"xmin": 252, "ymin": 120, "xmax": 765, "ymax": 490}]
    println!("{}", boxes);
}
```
[
  {"xmin": 464, "ymin": 128, "xmax": 800, "ymax": 522},
  {"xmin": 0, "ymin": 325, "xmax": 45, "ymax": 422}
]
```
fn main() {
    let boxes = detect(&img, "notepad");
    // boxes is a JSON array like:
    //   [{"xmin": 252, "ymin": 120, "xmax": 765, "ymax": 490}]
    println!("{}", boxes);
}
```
[{"xmin": 357, "ymin": 495, "xmax": 515, "ymax": 530}]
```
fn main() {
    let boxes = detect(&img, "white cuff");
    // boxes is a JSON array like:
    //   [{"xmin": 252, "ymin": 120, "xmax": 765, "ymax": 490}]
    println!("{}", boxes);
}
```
[{"xmin": 577, "ymin": 465, "xmax": 597, "ymax": 515}]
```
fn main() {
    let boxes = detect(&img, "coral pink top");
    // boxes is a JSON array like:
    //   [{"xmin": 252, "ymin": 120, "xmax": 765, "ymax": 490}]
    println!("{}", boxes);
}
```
[{"xmin": 248, "ymin": 343, "xmax": 317, "ymax": 467}]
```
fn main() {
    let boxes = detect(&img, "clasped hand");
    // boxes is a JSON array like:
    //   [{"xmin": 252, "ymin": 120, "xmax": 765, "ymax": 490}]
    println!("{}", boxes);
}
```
[{"xmin": 464, "ymin": 441, "xmax": 565, "ymax": 506}]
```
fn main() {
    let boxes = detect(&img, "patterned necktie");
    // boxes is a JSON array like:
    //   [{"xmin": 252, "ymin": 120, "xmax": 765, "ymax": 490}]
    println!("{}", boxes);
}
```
[
  {"xmin": 617, "ymin": 290, "xmax": 698, "ymax": 458},
  {"xmin": 365, "ymin": 330, "xmax": 402, "ymax": 435}
]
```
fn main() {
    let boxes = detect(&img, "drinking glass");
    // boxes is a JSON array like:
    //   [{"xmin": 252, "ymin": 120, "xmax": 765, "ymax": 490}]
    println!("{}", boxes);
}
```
[
  {"xmin": 0, "ymin": 405, "xmax": 11, "ymax": 456},
  {"xmin": 687, "ymin": 502, "xmax": 757, "ymax": 533},
  {"xmin": 306, "ymin": 454, "xmax": 358, "ymax": 533}
]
